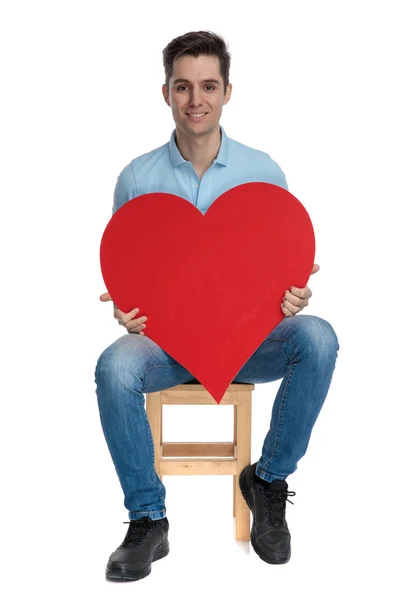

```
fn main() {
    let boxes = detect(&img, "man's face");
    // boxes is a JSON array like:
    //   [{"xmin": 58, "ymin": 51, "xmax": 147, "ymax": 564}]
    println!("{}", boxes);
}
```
[{"xmin": 162, "ymin": 54, "xmax": 232, "ymax": 137}]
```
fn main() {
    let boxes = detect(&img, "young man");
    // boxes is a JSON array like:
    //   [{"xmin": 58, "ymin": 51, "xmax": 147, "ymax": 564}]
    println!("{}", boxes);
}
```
[{"xmin": 95, "ymin": 31, "xmax": 339, "ymax": 581}]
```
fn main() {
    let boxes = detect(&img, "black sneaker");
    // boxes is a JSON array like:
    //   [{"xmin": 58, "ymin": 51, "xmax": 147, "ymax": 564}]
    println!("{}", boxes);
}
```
[
  {"xmin": 239, "ymin": 463, "xmax": 295, "ymax": 564},
  {"xmin": 106, "ymin": 516, "xmax": 170, "ymax": 581}
]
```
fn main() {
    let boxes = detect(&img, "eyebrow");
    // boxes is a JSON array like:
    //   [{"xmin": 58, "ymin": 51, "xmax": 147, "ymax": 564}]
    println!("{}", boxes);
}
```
[{"xmin": 172, "ymin": 78, "xmax": 221, "ymax": 85}]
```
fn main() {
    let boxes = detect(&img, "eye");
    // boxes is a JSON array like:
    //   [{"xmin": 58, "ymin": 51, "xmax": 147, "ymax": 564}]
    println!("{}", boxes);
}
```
[{"xmin": 176, "ymin": 84, "xmax": 216, "ymax": 91}]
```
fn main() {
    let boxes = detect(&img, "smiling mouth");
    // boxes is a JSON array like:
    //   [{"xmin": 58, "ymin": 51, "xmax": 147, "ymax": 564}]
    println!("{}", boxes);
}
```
[{"xmin": 186, "ymin": 112, "xmax": 208, "ymax": 121}]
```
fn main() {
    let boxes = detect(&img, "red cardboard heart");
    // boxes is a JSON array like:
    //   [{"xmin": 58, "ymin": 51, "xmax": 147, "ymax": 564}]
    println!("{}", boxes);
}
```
[{"xmin": 100, "ymin": 182, "xmax": 315, "ymax": 403}]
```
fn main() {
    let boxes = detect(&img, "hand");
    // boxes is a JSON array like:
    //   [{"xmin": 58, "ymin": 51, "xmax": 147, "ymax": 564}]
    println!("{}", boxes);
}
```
[
  {"xmin": 99, "ymin": 292, "xmax": 148, "ymax": 335},
  {"xmin": 281, "ymin": 263, "xmax": 320, "ymax": 318}
]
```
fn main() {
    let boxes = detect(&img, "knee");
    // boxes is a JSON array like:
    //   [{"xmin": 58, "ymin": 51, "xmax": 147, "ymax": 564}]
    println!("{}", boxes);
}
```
[
  {"xmin": 296, "ymin": 315, "xmax": 340, "ymax": 361},
  {"xmin": 94, "ymin": 345, "xmax": 120, "ymax": 390},
  {"xmin": 94, "ymin": 336, "xmax": 140, "ymax": 390},
  {"xmin": 95, "ymin": 345, "xmax": 115, "ymax": 384}
]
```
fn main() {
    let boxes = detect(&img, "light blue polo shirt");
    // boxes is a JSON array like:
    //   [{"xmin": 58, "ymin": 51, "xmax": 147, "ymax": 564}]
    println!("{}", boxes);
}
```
[{"xmin": 113, "ymin": 125, "xmax": 288, "ymax": 215}]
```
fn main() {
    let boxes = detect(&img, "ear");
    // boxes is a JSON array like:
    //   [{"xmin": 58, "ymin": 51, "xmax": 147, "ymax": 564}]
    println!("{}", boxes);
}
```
[
  {"xmin": 223, "ymin": 83, "xmax": 232, "ymax": 105},
  {"xmin": 162, "ymin": 84, "xmax": 170, "ymax": 106}
]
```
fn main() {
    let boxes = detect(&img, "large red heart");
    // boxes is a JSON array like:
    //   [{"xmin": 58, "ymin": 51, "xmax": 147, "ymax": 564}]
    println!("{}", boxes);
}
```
[{"xmin": 100, "ymin": 182, "xmax": 315, "ymax": 403}]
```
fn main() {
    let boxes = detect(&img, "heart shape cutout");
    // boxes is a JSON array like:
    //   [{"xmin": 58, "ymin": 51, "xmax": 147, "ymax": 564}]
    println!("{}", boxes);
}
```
[{"xmin": 100, "ymin": 182, "xmax": 315, "ymax": 403}]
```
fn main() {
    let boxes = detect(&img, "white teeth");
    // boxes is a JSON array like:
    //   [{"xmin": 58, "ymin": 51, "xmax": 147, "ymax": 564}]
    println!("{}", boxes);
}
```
[{"xmin": 189, "ymin": 113, "xmax": 206, "ymax": 117}]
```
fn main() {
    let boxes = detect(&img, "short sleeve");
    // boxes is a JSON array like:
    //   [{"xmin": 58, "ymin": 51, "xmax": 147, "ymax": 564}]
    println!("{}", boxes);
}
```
[
  {"xmin": 112, "ymin": 163, "xmax": 138, "ymax": 215},
  {"xmin": 270, "ymin": 158, "xmax": 289, "ymax": 191},
  {"xmin": 278, "ymin": 168, "xmax": 289, "ymax": 191}
]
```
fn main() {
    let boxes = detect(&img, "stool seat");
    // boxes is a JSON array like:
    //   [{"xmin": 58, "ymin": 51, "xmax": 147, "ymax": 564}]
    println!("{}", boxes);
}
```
[{"xmin": 146, "ymin": 383, "xmax": 254, "ymax": 541}]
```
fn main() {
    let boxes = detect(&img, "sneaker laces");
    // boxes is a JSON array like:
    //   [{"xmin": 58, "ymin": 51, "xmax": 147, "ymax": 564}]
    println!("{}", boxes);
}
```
[
  {"xmin": 257, "ymin": 484, "xmax": 296, "ymax": 527},
  {"xmin": 121, "ymin": 517, "xmax": 158, "ymax": 547}
]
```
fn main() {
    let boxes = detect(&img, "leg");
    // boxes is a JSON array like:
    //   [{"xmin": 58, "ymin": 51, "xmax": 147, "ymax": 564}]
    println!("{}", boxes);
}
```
[
  {"xmin": 94, "ymin": 333, "xmax": 196, "ymax": 520},
  {"xmin": 233, "ymin": 315, "xmax": 339, "ymax": 481}
]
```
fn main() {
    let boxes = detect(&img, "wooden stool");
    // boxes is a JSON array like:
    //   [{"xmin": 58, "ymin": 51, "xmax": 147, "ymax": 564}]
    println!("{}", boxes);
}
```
[{"xmin": 145, "ymin": 383, "xmax": 254, "ymax": 541}]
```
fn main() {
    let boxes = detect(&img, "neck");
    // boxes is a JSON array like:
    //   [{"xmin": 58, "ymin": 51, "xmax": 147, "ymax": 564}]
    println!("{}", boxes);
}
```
[{"xmin": 175, "ymin": 125, "xmax": 221, "ymax": 175}]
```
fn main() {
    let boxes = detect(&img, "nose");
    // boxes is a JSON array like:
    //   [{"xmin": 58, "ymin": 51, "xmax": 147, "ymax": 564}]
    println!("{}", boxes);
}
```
[{"xmin": 189, "ymin": 86, "xmax": 203, "ymax": 107}]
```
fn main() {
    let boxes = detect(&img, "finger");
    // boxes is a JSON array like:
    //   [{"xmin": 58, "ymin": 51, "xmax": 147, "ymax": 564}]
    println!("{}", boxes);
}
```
[
  {"xmin": 124, "ymin": 315, "xmax": 148, "ymax": 330},
  {"xmin": 287, "ymin": 286, "xmax": 311, "ymax": 300},
  {"xmin": 284, "ymin": 290, "xmax": 309, "ymax": 307},
  {"xmin": 116, "ymin": 307, "xmax": 141, "ymax": 323},
  {"xmin": 100, "ymin": 292, "xmax": 112, "ymax": 302},
  {"xmin": 281, "ymin": 302, "xmax": 294, "ymax": 317},
  {"xmin": 282, "ymin": 298, "xmax": 301, "ymax": 315},
  {"xmin": 284, "ymin": 290, "xmax": 302, "ymax": 307},
  {"xmin": 311, "ymin": 263, "xmax": 320, "ymax": 275},
  {"xmin": 127, "ymin": 322, "xmax": 147, "ymax": 334},
  {"xmin": 127, "ymin": 307, "xmax": 142, "ymax": 319}
]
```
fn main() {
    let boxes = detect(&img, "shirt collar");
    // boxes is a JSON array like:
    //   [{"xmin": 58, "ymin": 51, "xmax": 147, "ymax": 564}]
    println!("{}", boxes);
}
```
[{"xmin": 169, "ymin": 125, "xmax": 229, "ymax": 168}]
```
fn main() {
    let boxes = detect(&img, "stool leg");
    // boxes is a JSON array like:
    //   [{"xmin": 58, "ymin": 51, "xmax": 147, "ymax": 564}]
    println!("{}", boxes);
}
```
[
  {"xmin": 159, "ymin": 404, "xmax": 163, "ymax": 482},
  {"xmin": 235, "ymin": 394, "xmax": 251, "ymax": 541},
  {"xmin": 146, "ymin": 392, "xmax": 162, "ymax": 482},
  {"xmin": 233, "ymin": 404, "xmax": 237, "ymax": 518}
]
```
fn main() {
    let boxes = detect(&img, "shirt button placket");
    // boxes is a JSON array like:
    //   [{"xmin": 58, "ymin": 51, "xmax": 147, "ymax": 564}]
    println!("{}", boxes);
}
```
[{"xmin": 193, "ymin": 179, "xmax": 199, "ymax": 207}]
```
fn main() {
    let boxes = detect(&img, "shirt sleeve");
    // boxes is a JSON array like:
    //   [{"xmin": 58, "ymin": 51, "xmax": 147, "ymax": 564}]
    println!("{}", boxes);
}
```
[
  {"xmin": 279, "ymin": 168, "xmax": 289, "ymax": 191},
  {"xmin": 112, "ymin": 163, "xmax": 138, "ymax": 215},
  {"xmin": 270, "ymin": 158, "xmax": 289, "ymax": 191}
]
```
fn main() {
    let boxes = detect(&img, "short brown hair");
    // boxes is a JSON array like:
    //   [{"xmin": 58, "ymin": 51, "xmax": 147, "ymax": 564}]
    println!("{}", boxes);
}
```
[{"xmin": 162, "ymin": 30, "xmax": 231, "ymax": 94}]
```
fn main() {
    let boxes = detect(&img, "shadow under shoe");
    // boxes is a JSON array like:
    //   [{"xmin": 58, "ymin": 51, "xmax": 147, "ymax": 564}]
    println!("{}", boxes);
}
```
[
  {"xmin": 239, "ymin": 462, "xmax": 296, "ymax": 564},
  {"xmin": 106, "ymin": 516, "xmax": 170, "ymax": 581}
]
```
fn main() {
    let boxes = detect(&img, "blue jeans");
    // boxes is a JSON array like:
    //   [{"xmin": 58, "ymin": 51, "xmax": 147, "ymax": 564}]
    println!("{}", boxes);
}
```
[{"xmin": 94, "ymin": 314, "xmax": 339, "ymax": 521}]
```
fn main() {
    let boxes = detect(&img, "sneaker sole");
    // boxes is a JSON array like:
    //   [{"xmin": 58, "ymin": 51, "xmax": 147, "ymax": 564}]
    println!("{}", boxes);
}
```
[
  {"xmin": 239, "ymin": 468, "xmax": 291, "ymax": 565},
  {"xmin": 106, "ymin": 539, "xmax": 170, "ymax": 581}
]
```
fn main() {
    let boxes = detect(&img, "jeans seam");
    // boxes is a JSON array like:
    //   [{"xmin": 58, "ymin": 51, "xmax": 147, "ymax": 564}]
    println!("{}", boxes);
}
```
[
  {"xmin": 141, "ymin": 366, "xmax": 179, "ymax": 503},
  {"xmin": 269, "ymin": 363, "xmax": 295, "ymax": 461},
  {"xmin": 142, "ymin": 361, "xmax": 180, "ymax": 378},
  {"xmin": 134, "ymin": 509, "xmax": 165, "ymax": 514},
  {"xmin": 143, "ymin": 412, "xmax": 157, "ymax": 485},
  {"xmin": 264, "ymin": 337, "xmax": 297, "ymax": 362}
]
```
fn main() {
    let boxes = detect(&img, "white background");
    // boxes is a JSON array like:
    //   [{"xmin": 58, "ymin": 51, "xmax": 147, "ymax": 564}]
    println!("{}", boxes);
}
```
[{"xmin": 1, "ymin": 0, "xmax": 399, "ymax": 598}]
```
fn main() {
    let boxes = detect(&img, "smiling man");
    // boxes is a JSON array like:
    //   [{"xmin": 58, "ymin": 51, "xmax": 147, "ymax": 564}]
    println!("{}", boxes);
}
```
[
  {"xmin": 95, "ymin": 30, "xmax": 340, "ymax": 581},
  {"xmin": 162, "ymin": 53, "xmax": 231, "ymax": 180}
]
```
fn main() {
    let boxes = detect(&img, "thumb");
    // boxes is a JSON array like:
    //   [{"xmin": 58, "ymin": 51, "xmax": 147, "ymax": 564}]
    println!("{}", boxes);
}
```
[
  {"xmin": 311, "ymin": 263, "xmax": 320, "ymax": 276},
  {"xmin": 99, "ymin": 291, "xmax": 112, "ymax": 302}
]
